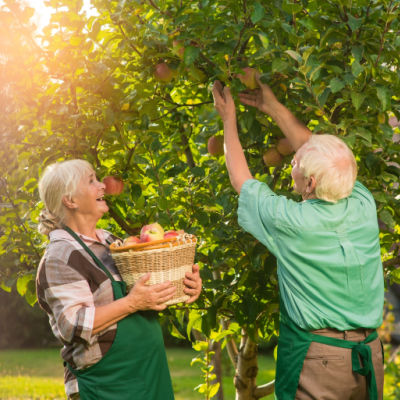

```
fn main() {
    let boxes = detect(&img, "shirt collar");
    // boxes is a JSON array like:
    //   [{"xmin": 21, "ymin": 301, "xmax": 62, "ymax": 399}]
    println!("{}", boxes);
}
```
[{"xmin": 49, "ymin": 228, "xmax": 109, "ymax": 245}]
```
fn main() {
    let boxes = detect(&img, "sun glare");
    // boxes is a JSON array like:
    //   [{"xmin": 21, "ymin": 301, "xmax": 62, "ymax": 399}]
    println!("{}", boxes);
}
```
[
  {"xmin": 24, "ymin": 0, "xmax": 52, "ymax": 31},
  {"xmin": 23, "ymin": 0, "xmax": 98, "ymax": 32}
]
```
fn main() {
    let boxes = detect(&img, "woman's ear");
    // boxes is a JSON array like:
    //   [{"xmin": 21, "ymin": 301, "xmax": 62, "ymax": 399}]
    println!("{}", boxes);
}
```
[
  {"xmin": 306, "ymin": 176, "xmax": 316, "ymax": 194},
  {"xmin": 62, "ymin": 195, "xmax": 78, "ymax": 210}
]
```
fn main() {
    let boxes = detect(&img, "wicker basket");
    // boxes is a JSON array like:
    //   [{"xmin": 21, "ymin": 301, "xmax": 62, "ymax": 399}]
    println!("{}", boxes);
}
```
[{"xmin": 110, "ymin": 234, "xmax": 197, "ymax": 305}]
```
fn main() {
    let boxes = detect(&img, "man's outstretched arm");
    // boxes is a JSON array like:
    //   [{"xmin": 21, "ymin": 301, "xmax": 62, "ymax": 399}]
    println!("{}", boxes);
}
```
[
  {"xmin": 238, "ymin": 74, "xmax": 311, "ymax": 151},
  {"xmin": 212, "ymin": 81, "xmax": 253, "ymax": 194}
]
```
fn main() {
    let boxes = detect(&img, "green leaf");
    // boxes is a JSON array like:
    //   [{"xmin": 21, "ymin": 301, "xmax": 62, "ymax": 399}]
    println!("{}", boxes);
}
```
[
  {"xmin": 376, "ymin": 86, "xmax": 391, "ymax": 111},
  {"xmin": 251, "ymin": 2, "xmax": 265, "ymax": 24},
  {"xmin": 258, "ymin": 32, "xmax": 269, "ymax": 49},
  {"xmin": 379, "ymin": 209, "xmax": 395, "ymax": 230},
  {"xmin": 183, "ymin": 46, "xmax": 200, "ymax": 66},
  {"xmin": 25, "ymin": 280, "xmax": 37, "ymax": 306},
  {"xmin": 271, "ymin": 59, "xmax": 289, "ymax": 73},
  {"xmin": 131, "ymin": 183, "xmax": 142, "ymax": 199},
  {"xmin": 351, "ymin": 92, "xmax": 366, "ymax": 110},
  {"xmin": 282, "ymin": 1, "xmax": 303, "ymax": 13},
  {"xmin": 329, "ymin": 77, "xmax": 345, "ymax": 93},
  {"xmin": 352, "ymin": 45, "xmax": 364, "ymax": 62},
  {"xmin": 209, "ymin": 383, "xmax": 220, "ymax": 398},
  {"xmin": 191, "ymin": 166, "xmax": 205, "ymax": 177},
  {"xmin": 351, "ymin": 60, "xmax": 363, "ymax": 77},
  {"xmin": 318, "ymin": 88, "xmax": 330, "ymax": 107},
  {"xmin": 16, "ymin": 274, "xmax": 33, "ymax": 296},
  {"xmin": 347, "ymin": 14, "xmax": 362, "ymax": 31},
  {"xmin": 391, "ymin": 269, "xmax": 400, "ymax": 284},
  {"xmin": 187, "ymin": 310, "xmax": 203, "ymax": 339},
  {"xmin": 285, "ymin": 49, "xmax": 302, "ymax": 63},
  {"xmin": 353, "ymin": 128, "xmax": 372, "ymax": 144}
]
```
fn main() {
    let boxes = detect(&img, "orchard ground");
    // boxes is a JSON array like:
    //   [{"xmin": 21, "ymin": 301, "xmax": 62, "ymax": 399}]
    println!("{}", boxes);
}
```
[{"xmin": 0, "ymin": 347, "xmax": 275, "ymax": 399}]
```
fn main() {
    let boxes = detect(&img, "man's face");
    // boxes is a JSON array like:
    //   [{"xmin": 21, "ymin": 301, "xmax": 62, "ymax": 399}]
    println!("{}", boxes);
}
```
[{"xmin": 291, "ymin": 145, "xmax": 308, "ymax": 196}]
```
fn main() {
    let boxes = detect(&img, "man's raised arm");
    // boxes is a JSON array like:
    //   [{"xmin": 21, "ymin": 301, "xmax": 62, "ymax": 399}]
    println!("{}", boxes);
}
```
[
  {"xmin": 238, "ymin": 74, "xmax": 311, "ymax": 151},
  {"xmin": 212, "ymin": 81, "xmax": 253, "ymax": 194}
]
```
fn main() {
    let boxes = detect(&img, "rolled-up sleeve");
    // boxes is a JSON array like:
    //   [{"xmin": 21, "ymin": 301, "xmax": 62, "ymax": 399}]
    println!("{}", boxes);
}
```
[
  {"xmin": 38, "ymin": 257, "xmax": 95, "ymax": 345},
  {"xmin": 238, "ymin": 179, "xmax": 280, "ymax": 256}
]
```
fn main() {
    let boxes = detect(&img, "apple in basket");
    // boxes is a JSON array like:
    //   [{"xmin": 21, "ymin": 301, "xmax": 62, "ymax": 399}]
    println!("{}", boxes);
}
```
[
  {"xmin": 164, "ymin": 229, "xmax": 185, "ymax": 239},
  {"xmin": 123, "ymin": 236, "xmax": 141, "ymax": 246},
  {"xmin": 164, "ymin": 230, "xmax": 179, "ymax": 239},
  {"xmin": 140, "ymin": 223, "xmax": 164, "ymax": 242}
]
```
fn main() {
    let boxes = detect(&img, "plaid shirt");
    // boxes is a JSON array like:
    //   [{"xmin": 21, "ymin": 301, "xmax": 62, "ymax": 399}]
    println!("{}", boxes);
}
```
[{"xmin": 36, "ymin": 228, "xmax": 121, "ymax": 398}]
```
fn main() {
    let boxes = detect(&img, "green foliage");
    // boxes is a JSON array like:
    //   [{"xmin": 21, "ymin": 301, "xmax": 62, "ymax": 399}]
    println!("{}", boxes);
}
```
[{"xmin": 1, "ymin": 0, "xmax": 400, "ymax": 397}]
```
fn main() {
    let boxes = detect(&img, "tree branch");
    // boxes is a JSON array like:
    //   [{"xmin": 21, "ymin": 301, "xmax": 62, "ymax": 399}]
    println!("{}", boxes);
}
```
[
  {"xmin": 222, "ymin": 319, "xmax": 239, "ymax": 369},
  {"xmin": 106, "ymin": 202, "xmax": 139, "ymax": 236},
  {"xmin": 181, "ymin": 130, "xmax": 196, "ymax": 168},
  {"xmin": 118, "ymin": 22, "xmax": 142, "ymax": 57},
  {"xmin": 253, "ymin": 380, "xmax": 275, "ymax": 398}
]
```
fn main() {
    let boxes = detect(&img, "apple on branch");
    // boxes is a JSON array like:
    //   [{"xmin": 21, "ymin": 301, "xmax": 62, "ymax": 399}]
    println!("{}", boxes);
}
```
[
  {"xmin": 263, "ymin": 148, "xmax": 283, "ymax": 167},
  {"xmin": 140, "ymin": 223, "xmax": 165, "ymax": 242},
  {"xmin": 276, "ymin": 138, "xmax": 294, "ymax": 156},
  {"xmin": 154, "ymin": 62, "xmax": 174, "ymax": 82},
  {"xmin": 103, "ymin": 176, "xmax": 124, "ymax": 195},
  {"xmin": 237, "ymin": 67, "xmax": 259, "ymax": 90},
  {"xmin": 207, "ymin": 135, "xmax": 224, "ymax": 156}
]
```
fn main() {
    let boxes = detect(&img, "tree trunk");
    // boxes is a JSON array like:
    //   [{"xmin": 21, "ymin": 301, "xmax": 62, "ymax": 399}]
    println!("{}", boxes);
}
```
[
  {"xmin": 234, "ymin": 332, "xmax": 258, "ymax": 400},
  {"xmin": 234, "ymin": 332, "xmax": 275, "ymax": 400}
]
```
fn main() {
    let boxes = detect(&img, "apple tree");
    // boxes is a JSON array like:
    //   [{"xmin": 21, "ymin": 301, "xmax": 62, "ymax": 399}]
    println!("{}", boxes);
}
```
[{"xmin": 1, "ymin": 0, "xmax": 400, "ymax": 399}]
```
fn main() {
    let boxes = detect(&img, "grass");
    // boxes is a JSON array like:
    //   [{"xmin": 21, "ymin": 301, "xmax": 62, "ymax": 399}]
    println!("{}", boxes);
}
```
[{"xmin": 0, "ymin": 347, "xmax": 275, "ymax": 400}]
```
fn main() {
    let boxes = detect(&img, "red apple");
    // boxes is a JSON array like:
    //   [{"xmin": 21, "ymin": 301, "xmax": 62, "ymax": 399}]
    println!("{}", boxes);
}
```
[
  {"xmin": 207, "ymin": 135, "xmax": 224, "ymax": 156},
  {"xmin": 140, "ymin": 223, "xmax": 165, "ymax": 242},
  {"xmin": 237, "ymin": 67, "xmax": 258, "ymax": 90},
  {"xmin": 123, "ymin": 236, "xmax": 141, "ymax": 246},
  {"xmin": 276, "ymin": 138, "xmax": 294, "ymax": 156},
  {"xmin": 103, "ymin": 176, "xmax": 124, "ymax": 195},
  {"xmin": 263, "ymin": 148, "xmax": 283, "ymax": 167},
  {"xmin": 154, "ymin": 62, "xmax": 174, "ymax": 82},
  {"xmin": 164, "ymin": 230, "xmax": 180, "ymax": 239}
]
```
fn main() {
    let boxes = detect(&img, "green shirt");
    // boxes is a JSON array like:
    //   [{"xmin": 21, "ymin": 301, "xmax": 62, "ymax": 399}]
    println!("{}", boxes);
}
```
[{"xmin": 238, "ymin": 179, "xmax": 384, "ymax": 331}]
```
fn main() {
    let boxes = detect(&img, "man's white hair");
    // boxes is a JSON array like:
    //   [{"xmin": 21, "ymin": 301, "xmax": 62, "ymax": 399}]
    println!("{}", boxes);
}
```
[{"xmin": 299, "ymin": 135, "xmax": 357, "ymax": 203}]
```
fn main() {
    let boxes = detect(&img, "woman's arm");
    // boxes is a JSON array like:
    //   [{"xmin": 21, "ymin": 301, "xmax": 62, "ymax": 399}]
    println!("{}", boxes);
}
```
[
  {"xmin": 93, "ymin": 273, "xmax": 176, "ymax": 334},
  {"xmin": 212, "ymin": 81, "xmax": 253, "ymax": 193}
]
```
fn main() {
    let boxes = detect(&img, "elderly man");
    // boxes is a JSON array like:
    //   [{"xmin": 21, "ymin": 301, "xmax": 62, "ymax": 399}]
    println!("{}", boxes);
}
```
[{"xmin": 212, "ymin": 76, "xmax": 384, "ymax": 400}]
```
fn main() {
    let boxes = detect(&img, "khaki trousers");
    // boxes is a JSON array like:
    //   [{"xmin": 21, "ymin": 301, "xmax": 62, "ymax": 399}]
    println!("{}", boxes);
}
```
[{"xmin": 296, "ymin": 328, "xmax": 384, "ymax": 400}]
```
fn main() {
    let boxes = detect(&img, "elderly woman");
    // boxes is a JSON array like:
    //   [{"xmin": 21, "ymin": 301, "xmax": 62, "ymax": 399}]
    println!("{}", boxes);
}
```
[
  {"xmin": 35, "ymin": 159, "xmax": 202, "ymax": 400},
  {"xmin": 212, "ymin": 78, "xmax": 384, "ymax": 400}
]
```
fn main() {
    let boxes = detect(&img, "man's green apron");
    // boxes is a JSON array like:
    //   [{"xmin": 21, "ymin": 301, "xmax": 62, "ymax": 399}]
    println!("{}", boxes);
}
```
[
  {"xmin": 275, "ymin": 301, "xmax": 379, "ymax": 400},
  {"xmin": 64, "ymin": 227, "xmax": 174, "ymax": 400}
]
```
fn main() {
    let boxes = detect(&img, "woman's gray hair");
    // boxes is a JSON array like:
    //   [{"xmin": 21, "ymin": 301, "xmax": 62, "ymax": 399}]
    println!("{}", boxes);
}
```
[
  {"xmin": 38, "ymin": 159, "xmax": 93, "ymax": 235},
  {"xmin": 299, "ymin": 135, "xmax": 357, "ymax": 203}
]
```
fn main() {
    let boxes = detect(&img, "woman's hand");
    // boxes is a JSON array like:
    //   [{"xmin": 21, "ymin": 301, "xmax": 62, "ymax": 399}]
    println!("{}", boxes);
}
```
[
  {"xmin": 238, "ymin": 73, "xmax": 280, "ymax": 115},
  {"xmin": 125, "ymin": 273, "xmax": 176, "ymax": 312},
  {"xmin": 212, "ymin": 81, "xmax": 236, "ymax": 123},
  {"xmin": 184, "ymin": 264, "xmax": 202, "ymax": 304}
]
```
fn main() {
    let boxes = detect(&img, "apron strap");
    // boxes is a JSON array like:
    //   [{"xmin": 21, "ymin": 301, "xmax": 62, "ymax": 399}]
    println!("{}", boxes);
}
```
[
  {"xmin": 63, "ymin": 225, "xmax": 116, "ymax": 283},
  {"xmin": 310, "ymin": 330, "xmax": 379, "ymax": 400}
]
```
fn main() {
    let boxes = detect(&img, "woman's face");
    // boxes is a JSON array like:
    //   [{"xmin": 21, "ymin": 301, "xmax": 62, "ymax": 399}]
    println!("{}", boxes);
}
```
[{"xmin": 71, "ymin": 169, "xmax": 108, "ymax": 221}]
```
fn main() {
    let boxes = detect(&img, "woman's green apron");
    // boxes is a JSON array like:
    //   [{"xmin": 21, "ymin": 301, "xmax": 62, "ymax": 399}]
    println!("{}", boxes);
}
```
[
  {"xmin": 64, "ymin": 227, "xmax": 174, "ymax": 400},
  {"xmin": 275, "ymin": 301, "xmax": 379, "ymax": 400}
]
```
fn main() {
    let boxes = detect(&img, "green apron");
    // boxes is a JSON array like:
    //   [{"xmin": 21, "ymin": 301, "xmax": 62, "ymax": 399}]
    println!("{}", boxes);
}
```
[
  {"xmin": 64, "ymin": 227, "xmax": 174, "ymax": 400},
  {"xmin": 275, "ymin": 301, "xmax": 379, "ymax": 400}
]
